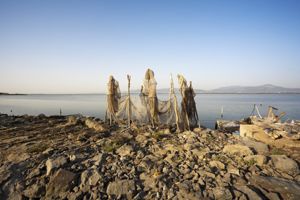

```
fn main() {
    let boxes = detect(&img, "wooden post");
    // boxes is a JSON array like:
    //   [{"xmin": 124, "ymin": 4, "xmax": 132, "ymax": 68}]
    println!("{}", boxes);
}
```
[
  {"xmin": 170, "ymin": 74, "xmax": 181, "ymax": 132},
  {"xmin": 127, "ymin": 75, "xmax": 131, "ymax": 128}
]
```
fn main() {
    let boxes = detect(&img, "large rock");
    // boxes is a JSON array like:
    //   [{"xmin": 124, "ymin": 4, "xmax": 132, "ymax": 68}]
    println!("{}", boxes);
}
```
[
  {"xmin": 46, "ymin": 156, "xmax": 67, "ymax": 176},
  {"xmin": 209, "ymin": 160, "xmax": 225, "ymax": 170},
  {"xmin": 106, "ymin": 179, "xmax": 136, "ymax": 199},
  {"xmin": 46, "ymin": 169, "xmax": 76, "ymax": 199},
  {"xmin": 223, "ymin": 144, "xmax": 253, "ymax": 157},
  {"xmin": 240, "ymin": 137, "xmax": 269, "ymax": 155},
  {"xmin": 249, "ymin": 175, "xmax": 300, "ymax": 200},
  {"xmin": 270, "ymin": 155, "xmax": 299, "ymax": 176}
]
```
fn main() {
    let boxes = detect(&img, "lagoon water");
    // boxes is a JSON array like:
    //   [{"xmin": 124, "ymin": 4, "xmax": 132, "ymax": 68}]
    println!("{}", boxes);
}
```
[{"xmin": 1, "ymin": 94, "xmax": 300, "ymax": 128}]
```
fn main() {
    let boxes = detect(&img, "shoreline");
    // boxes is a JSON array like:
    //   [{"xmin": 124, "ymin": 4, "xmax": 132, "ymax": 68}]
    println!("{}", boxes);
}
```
[{"xmin": 0, "ymin": 113, "xmax": 300, "ymax": 199}]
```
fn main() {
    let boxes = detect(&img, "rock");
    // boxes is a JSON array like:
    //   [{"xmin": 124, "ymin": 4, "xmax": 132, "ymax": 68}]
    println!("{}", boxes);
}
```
[
  {"xmin": 116, "ymin": 144, "xmax": 133, "ymax": 157},
  {"xmin": 46, "ymin": 169, "xmax": 76, "ymax": 199},
  {"xmin": 46, "ymin": 156, "xmax": 67, "ymax": 176},
  {"xmin": 91, "ymin": 153, "xmax": 106, "ymax": 167},
  {"xmin": 85, "ymin": 118, "xmax": 107, "ymax": 132},
  {"xmin": 213, "ymin": 187, "xmax": 233, "ymax": 200},
  {"xmin": 106, "ymin": 179, "xmax": 136, "ymax": 199},
  {"xmin": 7, "ymin": 152, "xmax": 30, "ymax": 163},
  {"xmin": 240, "ymin": 137, "xmax": 269, "ymax": 155},
  {"xmin": 249, "ymin": 175, "xmax": 300, "ymax": 200},
  {"xmin": 244, "ymin": 155, "xmax": 267, "ymax": 166},
  {"xmin": 23, "ymin": 183, "xmax": 45, "ymax": 198},
  {"xmin": 235, "ymin": 185, "xmax": 264, "ymax": 200},
  {"xmin": 135, "ymin": 134, "xmax": 148, "ymax": 143},
  {"xmin": 209, "ymin": 160, "xmax": 225, "ymax": 170},
  {"xmin": 270, "ymin": 155, "xmax": 299, "ymax": 176},
  {"xmin": 67, "ymin": 116, "xmax": 78, "ymax": 125},
  {"xmin": 223, "ymin": 144, "xmax": 253, "ymax": 157},
  {"xmin": 80, "ymin": 169, "xmax": 101, "ymax": 188}
]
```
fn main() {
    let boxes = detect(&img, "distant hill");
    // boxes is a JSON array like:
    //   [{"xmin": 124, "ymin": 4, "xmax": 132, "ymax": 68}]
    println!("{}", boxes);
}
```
[
  {"xmin": 206, "ymin": 84, "xmax": 300, "ymax": 94},
  {"xmin": 134, "ymin": 84, "xmax": 300, "ymax": 94}
]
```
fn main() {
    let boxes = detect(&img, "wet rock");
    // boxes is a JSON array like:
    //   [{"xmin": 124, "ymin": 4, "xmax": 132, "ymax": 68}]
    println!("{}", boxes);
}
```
[
  {"xmin": 46, "ymin": 156, "xmax": 68, "ymax": 176},
  {"xmin": 46, "ymin": 169, "xmax": 76, "ymax": 199},
  {"xmin": 270, "ymin": 155, "xmax": 299, "ymax": 176},
  {"xmin": 223, "ymin": 144, "xmax": 253, "ymax": 157},
  {"xmin": 106, "ymin": 179, "xmax": 136, "ymax": 199}
]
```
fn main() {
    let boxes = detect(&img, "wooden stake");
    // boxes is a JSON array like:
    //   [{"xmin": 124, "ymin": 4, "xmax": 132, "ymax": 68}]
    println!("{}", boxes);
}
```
[
  {"xmin": 170, "ymin": 74, "xmax": 181, "ymax": 132},
  {"xmin": 127, "ymin": 75, "xmax": 132, "ymax": 128}
]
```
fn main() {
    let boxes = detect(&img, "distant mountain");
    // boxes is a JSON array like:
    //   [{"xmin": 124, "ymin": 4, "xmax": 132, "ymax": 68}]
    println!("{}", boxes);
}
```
[{"xmin": 206, "ymin": 84, "xmax": 300, "ymax": 94}]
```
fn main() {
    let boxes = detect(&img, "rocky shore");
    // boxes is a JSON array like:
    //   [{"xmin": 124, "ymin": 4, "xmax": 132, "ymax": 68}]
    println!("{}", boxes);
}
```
[{"xmin": 0, "ymin": 114, "xmax": 300, "ymax": 200}]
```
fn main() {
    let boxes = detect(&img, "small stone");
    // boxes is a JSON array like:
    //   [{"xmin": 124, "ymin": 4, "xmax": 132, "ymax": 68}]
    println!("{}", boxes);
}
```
[
  {"xmin": 209, "ymin": 160, "xmax": 225, "ymax": 170},
  {"xmin": 116, "ymin": 144, "xmax": 133, "ymax": 157},
  {"xmin": 46, "ymin": 156, "xmax": 67, "ymax": 176}
]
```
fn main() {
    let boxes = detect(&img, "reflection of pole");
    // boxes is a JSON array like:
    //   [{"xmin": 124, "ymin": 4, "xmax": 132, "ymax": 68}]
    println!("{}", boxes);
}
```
[
  {"xmin": 170, "ymin": 74, "xmax": 180, "ymax": 132},
  {"xmin": 127, "ymin": 75, "xmax": 131, "ymax": 128},
  {"xmin": 221, "ymin": 106, "xmax": 223, "ymax": 119}
]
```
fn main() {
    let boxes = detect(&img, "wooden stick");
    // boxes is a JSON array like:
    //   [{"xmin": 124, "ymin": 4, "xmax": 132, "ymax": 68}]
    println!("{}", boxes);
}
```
[
  {"xmin": 170, "ymin": 74, "xmax": 181, "ymax": 132},
  {"xmin": 127, "ymin": 75, "xmax": 132, "ymax": 128}
]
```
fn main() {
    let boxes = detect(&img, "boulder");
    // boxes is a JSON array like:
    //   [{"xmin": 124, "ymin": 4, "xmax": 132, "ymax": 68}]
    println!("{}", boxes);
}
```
[
  {"xmin": 270, "ymin": 155, "xmax": 299, "ymax": 176},
  {"xmin": 46, "ymin": 156, "xmax": 67, "ymax": 176},
  {"xmin": 240, "ymin": 137, "xmax": 269, "ymax": 155},
  {"xmin": 249, "ymin": 175, "xmax": 300, "ymax": 200},
  {"xmin": 223, "ymin": 144, "xmax": 253, "ymax": 157},
  {"xmin": 106, "ymin": 179, "xmax": 136, "ymax": 199},
  {"xmin": 46, "ymin": 169, "xmax": 76, "ymax": 199}
]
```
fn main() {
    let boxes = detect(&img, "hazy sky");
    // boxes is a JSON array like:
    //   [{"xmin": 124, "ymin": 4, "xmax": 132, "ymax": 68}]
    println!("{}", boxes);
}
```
[{"xmin": 1, "ymin": 0, "xmax": 300, "ymax": 94}]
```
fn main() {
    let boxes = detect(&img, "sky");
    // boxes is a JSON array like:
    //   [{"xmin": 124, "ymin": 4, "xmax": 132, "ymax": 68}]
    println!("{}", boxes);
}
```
[{"xmin": 0, "ymin": 0, "xmax": 300, "ymax": 94}]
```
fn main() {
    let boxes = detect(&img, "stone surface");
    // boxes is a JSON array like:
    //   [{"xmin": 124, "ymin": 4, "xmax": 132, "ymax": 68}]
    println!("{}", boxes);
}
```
[
  {"xmin": 46, "ymin": 168, "xmax": 76, "ymax": 199},
  {"xmin": 106, "ymin": 179, "xmax": 136, "ymax": 199},
  {"xmin": 46, "ymin": 156, "xmax": 68, "ymax": 176},
  {"xmin": 244, "ymin": 155, "xmax": 267, "ymax": 166},
  {"xmin": 223, "ymin": 144, "xmax": 254, "ymax": 157},
  {"xmin": 270, "ymin": 155, "xmax": 299, "ymax": 176},
  {"xmin": 249, "ymin": 175, "xmax": 300, "ymax": 200}
]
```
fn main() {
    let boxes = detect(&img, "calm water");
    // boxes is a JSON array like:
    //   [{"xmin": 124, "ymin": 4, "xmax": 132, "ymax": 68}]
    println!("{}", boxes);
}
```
[{"xmin": 1, "ymin": 94, "xmax": 300, "ymax": 128}]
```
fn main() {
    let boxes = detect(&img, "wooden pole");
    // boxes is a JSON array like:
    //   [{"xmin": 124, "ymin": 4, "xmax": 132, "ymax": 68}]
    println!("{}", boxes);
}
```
[
  {"xmin": 127, "ymin": 75, "xmax": 131, "ymax": 128},
  {"xmin": 170, "ymin": 74, "xmax": 181, "ymax": 132}
]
